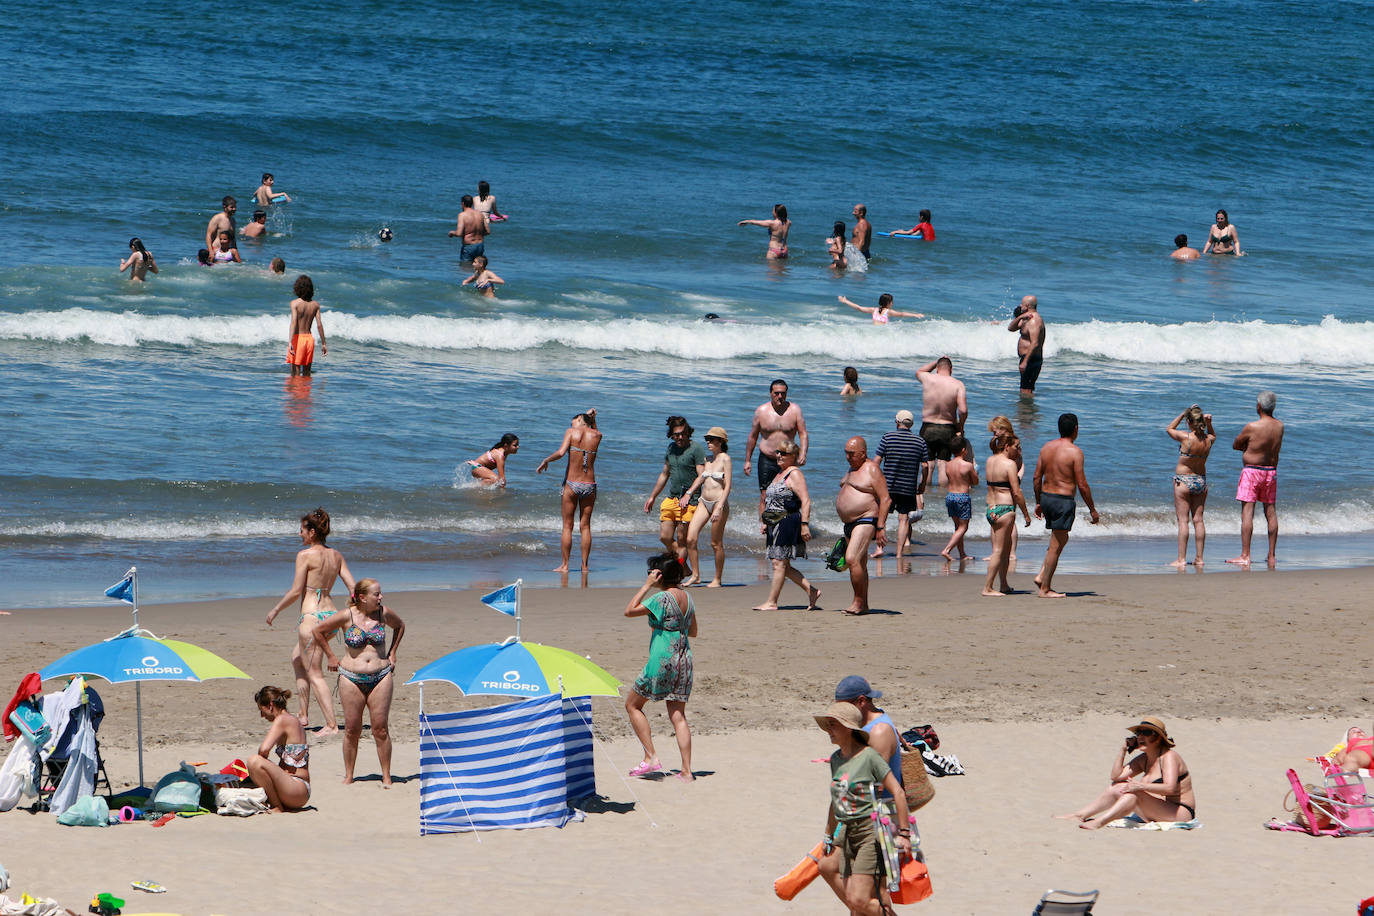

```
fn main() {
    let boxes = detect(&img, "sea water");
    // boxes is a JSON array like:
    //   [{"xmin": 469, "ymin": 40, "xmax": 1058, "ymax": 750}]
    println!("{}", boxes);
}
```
[{"xmin": 2, "ymin": 0, "xmax": 1372, "ymax": 606}]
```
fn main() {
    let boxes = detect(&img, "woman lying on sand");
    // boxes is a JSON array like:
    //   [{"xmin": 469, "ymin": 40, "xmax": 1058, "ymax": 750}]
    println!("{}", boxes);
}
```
[
  {"xmin": 1056, "ymin": 716, "xmax": 1196, "ymax": 829},
  {"xmin": 247, "ymin": 686, "xmax": 311, "ymax": 812}
]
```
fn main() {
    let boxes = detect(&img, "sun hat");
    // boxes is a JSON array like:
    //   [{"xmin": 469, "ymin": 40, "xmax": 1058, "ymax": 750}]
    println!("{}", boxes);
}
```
[
  {"xmin": 1128, "ymin": 716, "xmax": 1175, "ymax": 748},
  {"xmin": 835, "ymin": 675, "xmax": 882, "ymax": 701},
  {"xmin": 895, "ymin": 409, "xmax": 915, "ymax": 426},
  {"xmin": 814, "ymin": 701, "xmax": 868, "ymax": 741},
  {"xmin": 705, "ymin": 426, "xmax": 728, "ymax": 441}
]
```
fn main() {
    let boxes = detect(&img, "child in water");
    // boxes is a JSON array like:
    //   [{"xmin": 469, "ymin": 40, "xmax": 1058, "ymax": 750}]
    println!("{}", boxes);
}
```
[
  {"xmin": 462, "ymin": 255, "xmax": 505, "ymax": 298},
  {"xmin": 119, "ymin": 237, "xmax": 158, "ymax": 281},
  {"xmin": 253, "ymin": 173, "xmax": 291, "ymax": 207},
  {"xmin": 840, "ymin": 367, "xmax": 862, "ymax": 396}
]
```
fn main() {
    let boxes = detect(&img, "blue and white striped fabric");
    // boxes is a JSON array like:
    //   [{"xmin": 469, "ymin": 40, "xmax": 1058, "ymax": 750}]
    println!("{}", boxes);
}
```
[{"xmin": 419, "ymin": 693, "xmax": 595, "ymax": 834}]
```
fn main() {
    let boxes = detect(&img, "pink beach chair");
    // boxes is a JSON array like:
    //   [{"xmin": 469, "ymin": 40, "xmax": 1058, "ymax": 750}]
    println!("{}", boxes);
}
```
[{"xmin": 1265, "ymin": 767, "xmax": 1374, "ymax": 837}]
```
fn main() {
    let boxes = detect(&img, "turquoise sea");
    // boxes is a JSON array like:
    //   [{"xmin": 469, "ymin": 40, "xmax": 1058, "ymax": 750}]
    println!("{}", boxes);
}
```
[{"xmin": 3, "ymin": 0, "xmax": 1373, "ymax": 606}]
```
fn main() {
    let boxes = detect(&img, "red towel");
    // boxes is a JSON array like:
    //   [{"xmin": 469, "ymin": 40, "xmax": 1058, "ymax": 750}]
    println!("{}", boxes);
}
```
[{"xmin": 3, "ymin": 672, "xmax": 42, "ymax": 742}]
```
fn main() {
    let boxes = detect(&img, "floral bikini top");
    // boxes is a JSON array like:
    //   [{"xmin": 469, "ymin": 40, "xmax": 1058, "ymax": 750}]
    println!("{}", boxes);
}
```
[
  {"xmin": 278, "ymin": 742, "xmax": 309, "ymax": 769},
  {"xmin": 343, "ymin": 610, "xmax": 386, "ymax": 650}
]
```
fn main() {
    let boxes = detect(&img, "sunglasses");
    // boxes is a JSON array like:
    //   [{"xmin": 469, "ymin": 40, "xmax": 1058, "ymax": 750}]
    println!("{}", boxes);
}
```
[{"xmin": 1135, "ymin": 729, "xmax": 1158, "ymax": 738}]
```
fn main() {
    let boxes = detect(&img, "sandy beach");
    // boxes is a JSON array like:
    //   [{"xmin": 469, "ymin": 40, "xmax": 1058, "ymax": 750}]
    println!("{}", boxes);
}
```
[{"xmin": 3, "ymin": 567, "xmax": 1372, "ymax": 914}]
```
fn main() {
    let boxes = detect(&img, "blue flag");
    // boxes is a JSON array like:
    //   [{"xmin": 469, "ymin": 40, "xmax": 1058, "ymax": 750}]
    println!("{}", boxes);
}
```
[
  {"xmin": 105, "ymin": 571, "xmax": 135, "ymax": 605},
  {"xmin": 480, "ymin": 584, "xmax": 518, "ymax": 617}
]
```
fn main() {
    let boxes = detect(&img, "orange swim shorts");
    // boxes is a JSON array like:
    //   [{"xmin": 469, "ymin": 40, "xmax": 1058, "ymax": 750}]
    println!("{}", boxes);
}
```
[{"xmin": 287, "ymin": 333, "xmax": 315, "ymax": 366}]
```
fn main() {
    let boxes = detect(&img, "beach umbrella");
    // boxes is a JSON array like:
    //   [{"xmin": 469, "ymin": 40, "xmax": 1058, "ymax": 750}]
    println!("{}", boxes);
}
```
[{"xmin": 38, "ymin": 567, "xmax": 250, "ymax": 787}]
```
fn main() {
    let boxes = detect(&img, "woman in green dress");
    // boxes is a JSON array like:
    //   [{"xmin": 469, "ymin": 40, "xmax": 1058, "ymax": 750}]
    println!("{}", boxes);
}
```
[{"xmin": 624, "ymin": 552, "xmax": 698, "ymax": 781}]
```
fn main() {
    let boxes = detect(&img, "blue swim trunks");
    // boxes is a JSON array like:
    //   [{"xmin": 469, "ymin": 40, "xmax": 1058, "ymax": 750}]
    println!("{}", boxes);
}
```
[
  {"xmin": 945, "ymin": 492, "xmax": 972, "ymax": 521},
  {"xmin": 460, "ymin": 241, "xmax": 485, "ymax": 261}
]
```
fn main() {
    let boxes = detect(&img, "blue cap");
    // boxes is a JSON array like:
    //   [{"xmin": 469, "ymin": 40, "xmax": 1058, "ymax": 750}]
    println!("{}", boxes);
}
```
[{"xmin": 835, "ymin": 675, "xmax": 881, "ymax": 701}]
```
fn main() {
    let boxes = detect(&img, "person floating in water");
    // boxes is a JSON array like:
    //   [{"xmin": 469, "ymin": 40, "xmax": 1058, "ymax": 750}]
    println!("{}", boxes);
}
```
[
  {"xmin": 253, "ymin": 173, "xmax": 291, "ymax": 207},
  {"xmin": 890, "ymin": 209, "xmax": 935, "ymax": 239},
  {"xmin": 838, "ymin": 294, "xmax": 923, "ymax": 324},
  {"xmin": 286, "ymin": 275, "xmax": 327, "ymax": 377}
]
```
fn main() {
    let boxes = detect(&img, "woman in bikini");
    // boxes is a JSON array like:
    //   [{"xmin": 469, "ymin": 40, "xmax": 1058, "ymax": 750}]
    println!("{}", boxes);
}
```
[
  {"xmin": 210, "ymin": 229, "xmax": 241, "ymax": 263},
  {"xmin": 681, "ymin": 426, "xmax": 732, "ymax": 587},
  {"xmin": 985, "ymin": 415, "xmax": 1025, "ymax": 561},
  {"xmin": 119, "ymin": 237, "xmax": 158, "ymax": 282},
  {"xmin": 466, "ymin": 433, "xmax": 519, "ymax": 486},
  {"xmin": 1057, "ymin": 717, "xmax": 1196, "ymax": 829},
  {"xmin": 246, "ymin": 685, "xmax": 311, "ymax": 812},
  {"xmin": 737, "ymin": 203, "xmax": 790, "ymax": 260},
  {"xmin": 982, "ymin": 432, "xmax": 1032, "ymax": 597},
  {"xmin": 827, "ymin": 221, "xmax": 848, "ymax": 270},
  {"xmin": 461, "ymin": 254, "xmax": 504, "ymax": 297},
  {"xmin": 536, "ymin": 410, "xmax": 602, "ymax": 573},
  {"xmin": 1165, "ymin": 405, "xmax": 1216, "ymax": 567},
  {"xmin": 315, "ymin": 578, "xmax": 405, "ymax": 787},
  {"xmin": 266, "ymin": 507, "xmax": 354, "ymax": 734},
  {"xmin": 1201, "ymin": 209, "xmax": 1242, "ymax": 256},
  {"xmin": 837, "ymin": 294, "xmax": 924, "ymax": 323}
]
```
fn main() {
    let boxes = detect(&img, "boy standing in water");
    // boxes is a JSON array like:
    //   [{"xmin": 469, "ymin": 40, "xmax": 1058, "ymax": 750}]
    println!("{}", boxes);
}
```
[
  {"xmin": 286, "ymin": 275, "xmax": 327, "ymax": 377},
  {"xmin": 253, "ymin": 173, "xmax": 291, "ymax": 206}
]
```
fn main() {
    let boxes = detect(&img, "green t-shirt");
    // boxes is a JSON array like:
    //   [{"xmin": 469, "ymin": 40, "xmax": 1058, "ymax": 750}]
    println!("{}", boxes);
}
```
[
  {"xmin": 664, "ymin": 441, "xmax": 707, "ymax": 500},
  {"xmin": 829, "ymin": 746, "xmax": 891, "ymax": 823}
]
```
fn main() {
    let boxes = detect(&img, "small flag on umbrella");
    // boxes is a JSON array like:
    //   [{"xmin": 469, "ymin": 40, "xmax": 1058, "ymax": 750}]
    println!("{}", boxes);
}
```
[
  {"xmin": 105, "ymin": 568, "xmax": 136, "ymax": 605},
  {"xmin": 480, "ymin": 582, "xmax": 519, "ymax": 617}
]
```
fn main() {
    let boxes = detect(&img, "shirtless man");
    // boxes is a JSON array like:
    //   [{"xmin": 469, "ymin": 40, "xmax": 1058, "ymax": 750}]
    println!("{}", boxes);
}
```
[
  {"xmin": 744, "ymin": 379, "xmax": 808, "ymax": 514},
  {"xmin": 1171, "ymin": 234, "xmax": 1201, "ymax": 260},
  {"xmin": 241, "ymin": 210, "xmax": 268, "ymax": 239},
  {"xmin": 1227, "ymin": 391, "xmax": 1284, "ymax": 568},
  {"xmin": 1032, "ymin": 413, "xmax": 1100, "ymax": 597},
  {"xmin": 286, "ymin": 275, "xmax": 327, "ymax": 377},
  {"xmin": 448, "ymin": 194, "xmax": 488, "ymax": 262},
  {"xmin": 205, "ymin": 196, "xmax": 237, "ymax": 252},
  {"xmin": 1007, "ymin": 295, "xmax": 1046, "ymax": 397},
  {"xmin": 914, "ymin": 356, "xmax": 967, "ymax": 485},
  {"xmin": 939, "ymin": 435, "xmax": 978, "ymax": 561},
  {"xmin": 737, "ymin": 204, "xmax": 791, "ymax": 259},
  {"xmin": 836, "ymin": 437, "xmax": 890, "ymax": 616},
  {"xmin": 852, "ymin": 204, "xmax": 873, "ymax": 260}
]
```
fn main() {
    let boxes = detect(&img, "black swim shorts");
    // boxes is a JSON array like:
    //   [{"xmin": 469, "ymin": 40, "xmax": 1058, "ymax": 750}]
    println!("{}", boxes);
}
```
[
  {"xmin": 1040, "ymin": 492, "xmax": 1076, "ymax": 530},
  {"xmin": 1020, "ymin": 351, "xmax": 1043, "ymax": 391},
  {"xmin": 891, "ymin": 493, "xmax": 918, "ymax": 515},
  {"xmin": 757, "ymin": 452, "xmax": 782, "ymax": 491},
  {"xmin": 920, "ymin": 422, "xmax": 958, "ymax": 461}
]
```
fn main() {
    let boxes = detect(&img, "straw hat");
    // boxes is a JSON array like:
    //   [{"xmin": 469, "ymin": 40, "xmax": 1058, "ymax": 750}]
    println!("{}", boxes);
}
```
[
  {"xmin": 1128, "ymin": 716, "xmax": 1175, "ymax": 748},
  {"xmin": 814, "ymin": 701, "xmax": 868, "ymax": 742},
  {"xmin": 705, "ymin": 426, "xmax": 728, "ymax": 441}
]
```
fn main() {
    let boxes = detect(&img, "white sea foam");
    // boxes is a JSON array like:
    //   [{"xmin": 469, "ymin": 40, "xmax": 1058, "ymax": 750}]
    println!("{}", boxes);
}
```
[{"xmin": 3, "ymin": 310, "xmax": 1374, "ymax": 366}]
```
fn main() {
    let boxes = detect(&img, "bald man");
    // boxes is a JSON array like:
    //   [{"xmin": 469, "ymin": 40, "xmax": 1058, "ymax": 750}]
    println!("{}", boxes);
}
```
[
  {"xmin": 1007, "ymin": 294, "xmax": 1046, "ymax": 396},
  {"xmin": 836, "ymin": 436, "xmax": 890, "ymax": 615}
]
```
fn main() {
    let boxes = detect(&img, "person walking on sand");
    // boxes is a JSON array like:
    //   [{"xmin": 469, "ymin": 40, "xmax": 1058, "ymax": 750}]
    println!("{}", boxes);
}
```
[
  {"xmin": 874, "ymin": 409, "xmax": 929, "ymax": 559},
  {"xmin": 286, "ymin": 275, "xmax": 327, "ymax": 377},
  {"xmin": 754, "ymin": 441, "xmax": 820, "ymax": 611},
  {"xmin": 743, "ymin": 378, "xmax": 808, "ymax": 514},
  {"xmin": 624, "ymin": 554, "xmax": 697, "ymax": 781},
  {"xmin": 1227, "ymin": 391, "xmax": 1284, "ymax": 567},
  {"xmin": 679, "ymin": 427, "xmax": 732, "ymax": 587},
  {"xmin": 266, "ymin": 507, "xmax": 355, "ymax": 735},
  {"xmin": 1166, "ymin": 405, "xmax": 1216, "ymax": 567},
  {"xmin": 737, "ymin": 204, "xmax": 790, "ymax": 259},
  {"xmin": 537, "ymin": 410, "xmax": 602, "ymax": 573},
  {"xmin": 939, "ymin": 435, "xmax": 978, "ymax": 562},
  {"xmin": 852, "ymin": 204, "xmax": 873, "ymax": 260},
  {"xmin": 205, "ymin": 196, "xmax": 237, "ymax": 252},
  {"xmin": 982, "ymin": 431, "xmax": 1032, "ymax": 596},
  {"xmin": 1032, "ymin": 413, "xmax": 1101, "ymax": 597},
  {"xmin": 119, "ymin": 237, "xmax": 158, "ymax": 282},
  {"xmin": 448, "ymin": 194, "xmax": 488, "ymax": 262},
  {"xmin": 836, "ymin": 437, "xmax": 890, "ymax": 616},
  {"xmin": 643, "ymin": 416, "xmax": 707, "ymax": 573},
  {"xmin": 1007, "ymin": 295, "xmax": 1046, "ymax": 397},
  {"xmin": 914, "ymin": 356, "xmax": 967, "ymax": 485}
]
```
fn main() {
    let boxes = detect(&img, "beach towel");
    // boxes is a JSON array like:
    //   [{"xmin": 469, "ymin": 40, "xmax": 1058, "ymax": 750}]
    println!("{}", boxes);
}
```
[
  {"xmin": 1106, "ymin": 814, "xmax": 1201, "ymax": 830},
  {"xmin": 922, "ymin": 747, "xmax": 964, "ymax": 776},
  {"xmin": 0, "ymin": 741, "xmax": 37, "ymax": 811},
  {"xmin": 215, "ymin": 786, "xmax": 269, "ymax": 816},
  {"xmin": 0, "ymin": 894, "xmax": 69, "ymax": 916},
  {"xmin": 48, "ymin": 702, "xmax": 96, "ymax": 816},
  {"xmin": 2, "ymin": 674, "xmax": 41, "ymax": 743}
]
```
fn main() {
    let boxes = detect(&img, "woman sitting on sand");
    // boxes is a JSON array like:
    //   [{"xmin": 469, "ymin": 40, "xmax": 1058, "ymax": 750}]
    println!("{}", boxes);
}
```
[
  {"xmin": 315, "ymin": 578, "xmax": 405, "ymax": 787},
  {"xmin": 536, "ymin": 410, "xmax": 602, "ymax": 574},
  {"xmin": 247, "ymin": 686, "xmax": 311, "ymax": 812},
  {"xmin": 982, "ymin": 431, "xmax": 1032, "ymax": 596},
  {"xmin": 119, "ymin": 237, "xmax": 158, "ymax": 282},
  {"xmin": 624, "ymin": 553, "xmax": 697, "ymax": 781},
  {"xmin": 266, "ymin": 508, "xmax": 354, "ymax": 735},
  {"xmin": 1165, "ymin": 405, "xmax": 1216, "ymax": 567},
  {"xmin": 1056, "ymin": 717, "xmax": 1196, "ymax": 829},
  {"xmin": 838, "ymin": 294, "xmax": 923, "ymax": 324},
  {"xmin": 680, "ymin": 426, "xmax": 732, "ymax": 587},
  {"xmin": 461, "ymin": 254, "xmax": 504, "ymax": 298},
  {"xmin": 467, "ymin": 433, "xmax": 519, "ymax": 486},
  {"xmin": 753, "ymin": 441, "xmax": 820, "ymax": 611}
]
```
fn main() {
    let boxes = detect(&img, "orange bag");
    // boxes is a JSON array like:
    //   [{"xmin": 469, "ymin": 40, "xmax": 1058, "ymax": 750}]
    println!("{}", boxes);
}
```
[
  {"xmin": 773, "ymin": 841, "xmax": 826, "ymax": 900},
  {"xmin": 889, "ymin": 856, "xmax": 933, "ymax": 905}
]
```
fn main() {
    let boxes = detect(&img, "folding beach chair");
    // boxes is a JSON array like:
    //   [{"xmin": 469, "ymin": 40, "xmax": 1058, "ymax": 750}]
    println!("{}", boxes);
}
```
[
  {"xmin": 38, "ymin": 685, "xmax": 110, "ymax": 809},
  {"xmin": 1267, "ymin": 766, "xmax": 1374, "ymax": 837},
  {"xmin": 1033, "ymin": 888, "xmax": 1099, "ymax": 914}
]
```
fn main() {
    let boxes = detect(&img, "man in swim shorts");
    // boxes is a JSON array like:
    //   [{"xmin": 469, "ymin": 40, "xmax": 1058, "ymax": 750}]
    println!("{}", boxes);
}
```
[
  {"xmin": 1032, "ymin": 413, "xmax": 1100, "ymax": 598},
  {"xmin": 1227, "ymin": 391, "xmax": 1284, "ymax": 568},
  {"xmin": 851, "ymin": 204, "xmax": 872, "ymax": 260},
  {"xmin": 914, "ymin": 356, "xmax": 967, "ymax": 485},
  {"xmin": 835, "ymin": 437, "xmax": 890, "ymax": 615},
  {"xmin": 643, "ymin": 416, "xmax": 707, "ymax": 572},
  {"xmin": 874, "ymin": 409, "xmax": 929, "ymax": 558},
  {"xmin": 205, "ymin": 195, "xmax": 237, "ymax": 253},
  {"xmin": 1007, "ymin": 294, "xmax": 1046, "ymax": 397},
  {"xmin": 286, "ymin": 275, "xmax": 327, "ymax": 377},
  {"xmin": 743, "ymin": 379, "xmax": 808, "ymax": 515},
  {"xmin": 448, "ymin": 194, "xmax": 488, "ymax": 262}
]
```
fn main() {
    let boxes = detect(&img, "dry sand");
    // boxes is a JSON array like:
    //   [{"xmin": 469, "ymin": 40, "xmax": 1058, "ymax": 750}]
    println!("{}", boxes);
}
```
[{"xmin": 3, "ymin": 566, "xmax": 1373, "ymax": 914}]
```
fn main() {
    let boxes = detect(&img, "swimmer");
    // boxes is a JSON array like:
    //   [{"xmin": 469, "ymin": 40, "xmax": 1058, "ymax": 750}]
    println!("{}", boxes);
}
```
[
  {"xmin": 474, "ymin": 180, "xmax": 504, "ymax": 230},
  {"xmin": 890, "ymin": 209, "xmax": 935, "ymax": 240},
  {"xmin": 205, "ymin": 195, "xmax": 237, "ymax": 252},
  {"xmin": 838, "ymin": 294, "xmax": 923, "ymax": 323},
  {"xmin": 253, "ymin": 173, "xmax": 291, "ymax": 207},
  {"xmin": 468, "ymin": 433, "xmax": 519, "ymax": 487},
  {"xmin": 211, "ymin": 229, "xmax": 242, "ymax": 264},
  {"xmin": 197, "ymin": 249, "xmax": 212, "ymax": 266},
  {"xmin": 119, "ymin": 237, "xmax": 158, "ymax": 281},
  {"xmin": 828, "ymin": 221, "xmax": 848, "ymax": 269},
  {"xmin": 270, "ymin": 257, "xmax": 286, "ymax": 274},
  {"xmin": 1171, "ymin": 234, "xmax": 1201, "ymax": 260},
  {"xmin": 241, "ymin": 210, "xmax": 268, "ymax": 239},
  {"xmin": 737, "ymin": 204, "xmax": 790, "ymax": 259},
  {"xmin": 461, "ymin": 254, "xmax": 505, "ymax": 297},
  {"xmin": 1202, "ymin": 209, "xmax": 1243, "ymax": 256},
  {"xmin": 378, "ymin": 227, "xmax": 393, "ymax": 242},
  {"xmin": 840, "ymin": 366, "xmax": 861, "ymax": 396}
]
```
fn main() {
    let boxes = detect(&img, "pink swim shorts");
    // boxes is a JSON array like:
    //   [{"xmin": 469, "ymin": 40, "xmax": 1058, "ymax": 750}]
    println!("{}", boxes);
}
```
[{"xmin": 1235, "ymin": 465, "xmax": 1277, "ymax": 504}]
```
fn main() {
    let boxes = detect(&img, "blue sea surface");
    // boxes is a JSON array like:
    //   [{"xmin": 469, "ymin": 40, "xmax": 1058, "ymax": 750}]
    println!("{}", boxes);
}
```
[{"xmin": 2, "ymin": 0, "xmax": 1372, "ymax": 606}]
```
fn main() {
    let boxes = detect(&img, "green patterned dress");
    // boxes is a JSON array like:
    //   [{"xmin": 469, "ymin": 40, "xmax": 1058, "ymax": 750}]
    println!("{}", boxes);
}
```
[{"xmin": 631, "ymin": 588, "xmax": 695, "ymax": 702}]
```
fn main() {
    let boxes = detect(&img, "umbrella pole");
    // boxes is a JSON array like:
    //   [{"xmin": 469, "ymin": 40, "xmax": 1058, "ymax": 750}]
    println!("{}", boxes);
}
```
[
  {"xmin": 515, "ymin": 579, "xmax": 522, "ymax": 643},
  {"xmin": 136, "ymin": 681, "xmax": 145, "ymax": 788}
]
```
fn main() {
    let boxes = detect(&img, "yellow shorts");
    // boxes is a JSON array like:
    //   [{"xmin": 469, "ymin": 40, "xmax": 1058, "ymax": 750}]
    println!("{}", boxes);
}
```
[{"xmin": 659, "ymin": 497, "xmax": 697, "ymax": 524}]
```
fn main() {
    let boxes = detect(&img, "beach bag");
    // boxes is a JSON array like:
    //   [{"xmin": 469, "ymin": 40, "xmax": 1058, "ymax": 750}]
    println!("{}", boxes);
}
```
[
  {"xmin": 824, "ymin": 537, "xmax": 848, "ymax": 571},
  {"xmin": 902, "ymin": 724, "xmax": 940, "ymax": 750},
  {"xmin": 901, "ymin": 750, "xmax": 935, "ymax": 811},
  {"xmin": 55, "ymin": 794, "xmax": 110, "ymax": 827},
  {"xmin": 889, "ymin": 856, "xmax": 933, "ymax": 905},
  {"xmin": 151, "ymin": 763, "xmax": 203, "ymax": 812},
  {"xmin": 214, "ymin": 786, "xmax": 269, "ymax": 817},
  {"xmin": 1285, "ymin": 785, "xmax": 1333, "ymax": 830},
  {"xmin": 761, "ymin": 509, "xmax": 787, "ymax": 527},
  {"xmin": 772, "ymin": 841, "xmax": 826, "ymax": 900}
]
